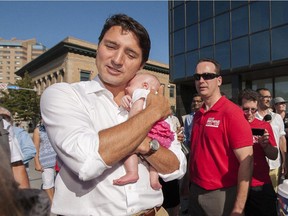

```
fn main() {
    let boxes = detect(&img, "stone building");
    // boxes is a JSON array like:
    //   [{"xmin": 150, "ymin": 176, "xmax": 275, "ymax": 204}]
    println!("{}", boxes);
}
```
[{"xmin": 15, "ymin": 37, "xmax": 176, "ymax": 112}]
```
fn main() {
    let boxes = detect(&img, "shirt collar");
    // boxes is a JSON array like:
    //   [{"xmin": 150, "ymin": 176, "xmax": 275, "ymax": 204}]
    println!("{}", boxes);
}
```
[{"xmin": 84, "ymin": 75, "xmax": 108, "ymax": 94}]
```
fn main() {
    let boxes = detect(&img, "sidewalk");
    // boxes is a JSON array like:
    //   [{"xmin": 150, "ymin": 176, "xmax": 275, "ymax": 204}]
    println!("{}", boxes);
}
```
[{"xmin": 28, "ymin": 160, "xmax": 56, "ymax": 216}]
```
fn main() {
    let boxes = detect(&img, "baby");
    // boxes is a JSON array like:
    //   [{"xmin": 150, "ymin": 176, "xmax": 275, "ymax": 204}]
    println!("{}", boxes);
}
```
[{"xmin": 113, "ymin": 73, "xmax": 175, "ymax": 190}]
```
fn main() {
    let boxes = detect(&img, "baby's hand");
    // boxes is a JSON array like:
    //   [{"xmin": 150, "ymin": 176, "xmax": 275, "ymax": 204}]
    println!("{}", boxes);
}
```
[{"xmin": 121, "ymin": 95, "xmax": 132, "ymax": 111}]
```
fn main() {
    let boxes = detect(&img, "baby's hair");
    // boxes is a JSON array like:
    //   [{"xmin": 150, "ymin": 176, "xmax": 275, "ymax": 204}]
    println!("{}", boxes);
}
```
[{"xmin": 137, "ymin": 73, "xmax": 160, "ymax": 90}]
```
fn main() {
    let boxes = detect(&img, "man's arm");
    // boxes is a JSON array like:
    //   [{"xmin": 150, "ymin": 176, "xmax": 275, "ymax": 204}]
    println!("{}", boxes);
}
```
[
  {"xmin": 279, "ymin": 135, "xmax": 287, "ymax": 176},
  {"xmin": 231, "ymin": 146, "xmax": 253, "ymax": 216}
]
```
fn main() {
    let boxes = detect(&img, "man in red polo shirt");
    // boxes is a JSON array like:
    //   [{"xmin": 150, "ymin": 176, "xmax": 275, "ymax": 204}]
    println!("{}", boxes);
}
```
[
  {"xmin": 238, "ymin": 88, "xmax": 277, "ymax": 216},
  {"xmin": 188, "ymin": 58, "xmax": 253, "ymax": 216}
]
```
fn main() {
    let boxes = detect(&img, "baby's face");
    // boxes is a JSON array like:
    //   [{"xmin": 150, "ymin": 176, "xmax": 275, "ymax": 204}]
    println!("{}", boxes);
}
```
[{"xmin": 125, "ymin": 75, "xmax": 143, "ymax": 96}]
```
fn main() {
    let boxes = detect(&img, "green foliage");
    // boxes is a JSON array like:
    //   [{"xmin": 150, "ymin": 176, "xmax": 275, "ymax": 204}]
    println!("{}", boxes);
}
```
[{"xmin": 1, "ymin": 72, "xmax": 41, "ymax": 127}]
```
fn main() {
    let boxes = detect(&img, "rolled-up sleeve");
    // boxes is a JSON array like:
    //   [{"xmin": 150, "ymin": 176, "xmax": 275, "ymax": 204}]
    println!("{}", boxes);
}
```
[
  {"xmin": 41, "ymin": 82, "xmax": 115, "ymax": 181},
  {"xmin": 159, "ymin": 140, "xmax": 187, "ymax": 182}
]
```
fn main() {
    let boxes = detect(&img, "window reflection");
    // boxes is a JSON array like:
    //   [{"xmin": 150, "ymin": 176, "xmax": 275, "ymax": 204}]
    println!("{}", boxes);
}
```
[
  {"xmin": 174, "ymin": 4, "xmax": 185, "ymax": 31},
  {"xmin": 200, "ymin": 19, "xmax": 213, "ymax": 47},
  {"xmin": 232, "ymin": 6, "xmax": 248, "ymax": 38},
  {"xmin": 200, "ymin": 46, "xmax": 213, "ymax": 59},
  {"xmin": 215, "ymin": 1, "xmax": 230, "ymax": 15},
  {"xmin": 187, "ymin": 24, "xmax": 198, "ymax": 51},
  {"xmin": 232, "ymin": 37, "xmax": 249, "ymax": 68},
  {"xmin": 215, "ymin": 13, "xmax": 230, "ymax": 43},
  {"xmin": 215, "ymin": 42, "xmax": 230, "ymax": 70},
  {"xmin": 275, "ymin": 76, "xmax": 288, "ymax": 100},
  {"xmin": 250, "ymin": 31, "xmax": 270, "ymax": 65},
  {"xmin": 173, "ymin": 54, "xmax": 186, "ymax": 79},
  {"xmin": 271, "ymin": 1, "xmax": 288, "ymax": 27},
  {"xmin": 186, "ymin": 1, "xmax": 198, "ymax": 25},
  {"xmin": 250, "ymin": 1, "xmax": 269, "ymax": 33},
  {"xmin": 252, "ymin": 79, "xmax": 272, "ymax": 92},
  {"xmin": 200, "ymin": 1, "xmax": 213, "ymax": 21},
  {"xmin": 186, "ymin": 51, "xmax": 199, "ymax": 77},
  {"xmin": 174, "ymin": 29, "xmax": 185, "ymax": 55},
  {"xmin": 272, "ymin": 25, "xmax": 288, "ymax": 61}
]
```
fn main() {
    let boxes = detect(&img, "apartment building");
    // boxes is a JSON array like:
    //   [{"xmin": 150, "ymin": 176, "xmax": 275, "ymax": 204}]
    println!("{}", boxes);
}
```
[{"xmin": 0, "ymin": 38, "xmax": 47, "ymax": 84}]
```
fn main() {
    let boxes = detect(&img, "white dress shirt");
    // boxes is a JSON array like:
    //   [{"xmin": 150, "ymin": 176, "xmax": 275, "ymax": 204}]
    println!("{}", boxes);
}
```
[
  {"xmin": 256, "ymin": 111, "xmax": 286, "ymax": 169},
  {"xmin": 40, "ymin": 76, "xmax": 187, "ymax": 216}
]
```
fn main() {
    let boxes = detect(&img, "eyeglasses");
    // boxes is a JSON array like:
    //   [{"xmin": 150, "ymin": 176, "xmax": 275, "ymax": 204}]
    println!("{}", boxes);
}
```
[
  {"xmin": 260, "ymin": 96, "xmax": 272, "ymax": 99},
  {"xmin": 192, "ymin": 100, "xmax": 203, "ymax": 103},
  {"xmin": 193, "ymin": 73, "xmax": 220, "ymax": 81},
  {"xmin": 242, "ymin": 107, "xmax": 258, "ymax": 113}
]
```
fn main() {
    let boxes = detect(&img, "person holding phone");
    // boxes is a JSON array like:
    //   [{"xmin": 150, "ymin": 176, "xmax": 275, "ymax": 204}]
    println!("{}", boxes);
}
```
[{"xmin": 238, "ymin": 89, "xmax": 278, "ymax": 216}]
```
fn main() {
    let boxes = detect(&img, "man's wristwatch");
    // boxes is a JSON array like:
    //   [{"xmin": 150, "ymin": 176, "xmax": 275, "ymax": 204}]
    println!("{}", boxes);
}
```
[{"xmin": 139, "ymin": 139, "xmax": 160, "ymax": 159}]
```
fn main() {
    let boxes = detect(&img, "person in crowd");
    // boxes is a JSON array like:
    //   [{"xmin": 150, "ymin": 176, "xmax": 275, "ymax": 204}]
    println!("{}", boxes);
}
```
[
  {"xmin": 33, "ymin": 119, "xmax": 57, "ymax": 203},
  {"xmin": 273, "ymin": 96, "xmax": 288, "ymax": 178},
  {"xmin": 0, "ymin": 106, "xmax": 30, "ymax": 189},
  {"xmin": 40, "ymin": 13, "xmax": 186, "ymax": 216},
  {"xmin": 238, "ymin": 89, "xmax": 278, "ymax": 216},
  {"xmin": 256, "ymin": 88, "xmax": 287, "ymax": 190},
  {"xmin": 13, "ymin": 122, "xmax": 36, "ymax": 173},
  {"xmin": 0, "ymin": 127, "xmax": 50, "ymax": 216},
  {"xmin": 160, "ymin": 111, "xmax": 182, "ymax": 216},
  {"xmin": 188, "ymin": 58, "xmax": 253, "ymax": 216},
  {"xmin": 183, "ymin": 93, "xmax": 203, "ymax": 149}
]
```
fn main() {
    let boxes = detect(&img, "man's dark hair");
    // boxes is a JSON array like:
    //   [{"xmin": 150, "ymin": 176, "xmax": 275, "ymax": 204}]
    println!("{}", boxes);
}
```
[
  {"xmin": 256, "ymin": 88, "xmax": 270, "ymax": 94},
  {"xmin": 238, "ymin": 88, "xmax": 260, "ymax": 105},
  {"xmin": 98, "ymin": 13, "xmax": 151, "ymax": 65},
  {"xmin": 197, "ymin": 58, "xmax": 221, "ymax": 74}
]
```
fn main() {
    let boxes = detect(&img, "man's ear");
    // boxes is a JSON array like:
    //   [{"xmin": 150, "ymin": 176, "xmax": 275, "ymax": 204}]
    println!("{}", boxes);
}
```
[{"xmin": 217, "ymin": 76, "xmax": 222, "ymax": 87}]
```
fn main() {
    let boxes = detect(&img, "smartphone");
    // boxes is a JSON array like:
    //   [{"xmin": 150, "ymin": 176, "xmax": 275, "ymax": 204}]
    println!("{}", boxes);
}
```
[{"xmin": 251, "ymin": 128, "xmax": 265, "ymax": 136}]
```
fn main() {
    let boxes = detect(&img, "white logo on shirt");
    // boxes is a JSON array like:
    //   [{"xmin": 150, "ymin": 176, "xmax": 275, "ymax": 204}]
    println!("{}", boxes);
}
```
[{"xmin": 206, "ymin": 118, "xmax": 220, "ymax": 128}]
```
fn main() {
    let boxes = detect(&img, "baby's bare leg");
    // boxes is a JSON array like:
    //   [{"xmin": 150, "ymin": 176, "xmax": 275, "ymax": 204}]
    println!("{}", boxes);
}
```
[
  {"xmin": 113, "ymin": 154, "xmax": 139, "ymax": 185},
  {"xmin": 149, "ymin": 166, "xmax": 162, "ymax": 190}
]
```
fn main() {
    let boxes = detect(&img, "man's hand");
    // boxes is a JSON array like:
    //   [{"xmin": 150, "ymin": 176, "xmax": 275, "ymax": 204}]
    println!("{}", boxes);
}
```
[{"xmin": 146, "ymin": 85, "xmax": 171, "ymax": 120}]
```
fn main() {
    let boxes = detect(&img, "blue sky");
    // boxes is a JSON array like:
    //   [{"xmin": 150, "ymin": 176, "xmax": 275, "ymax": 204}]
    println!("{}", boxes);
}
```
[{"xmin": 0, "ymin": 1, "xmax": 169, "ymax": 64}]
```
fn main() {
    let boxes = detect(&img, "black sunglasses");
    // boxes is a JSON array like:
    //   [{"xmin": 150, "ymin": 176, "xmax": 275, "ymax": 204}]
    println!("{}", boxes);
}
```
[{"xmin": 193, "ymin": 73, "xmax": 220, "ymax": 81}]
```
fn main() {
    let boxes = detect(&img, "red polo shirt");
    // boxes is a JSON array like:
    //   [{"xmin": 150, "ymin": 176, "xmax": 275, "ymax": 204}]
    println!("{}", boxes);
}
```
[
  {"xmin": 250, "ymin": 118, "xmax": 276, "ymax": 187},
  {"xmin": 190, "ymin": 96, "xmax": 253, "ymax": 190}
]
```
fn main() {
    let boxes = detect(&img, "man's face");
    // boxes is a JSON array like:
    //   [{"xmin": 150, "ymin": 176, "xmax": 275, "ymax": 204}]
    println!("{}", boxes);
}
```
[
  {"xmin": 258, "ymin": 90, "xmax": 272, "ymax": 110},
  {"xmin": 242, "ymin": 99, "xmax": 258, "ymax": 123},
  {"xmin": 96, "ymin": 26, "xmax": 143, "ymax": 90},
  {"xmin": 194, "ymin": 61, "xmax": 222, "ymax": 98},
  {"xmin": 191, "ymin": 96, "xmax": 203, "ymax": 112}
]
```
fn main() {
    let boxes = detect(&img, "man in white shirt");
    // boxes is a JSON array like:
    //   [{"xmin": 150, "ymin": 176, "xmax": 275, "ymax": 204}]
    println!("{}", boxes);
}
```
[
  {"xmin": 41, "ymin": 14, "xmax": 186, "ymax": 216},
  {"xmin": 256, "ymin": 88, "xmax": 287, "ymax": 191}
]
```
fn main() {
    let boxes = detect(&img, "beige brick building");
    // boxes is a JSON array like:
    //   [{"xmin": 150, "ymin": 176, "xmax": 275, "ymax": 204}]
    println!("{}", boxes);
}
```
[
  {"xmin": 15, "ymin": 37, "xmax": 176, "ymax": 111},
  {"xmin": 0, "ymin": 38, "xmax": 47, "ymax": 84}
]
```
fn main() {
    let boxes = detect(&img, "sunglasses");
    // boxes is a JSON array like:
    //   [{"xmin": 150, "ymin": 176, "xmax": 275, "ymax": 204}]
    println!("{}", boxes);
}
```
[
  {"xmin": 193, "ymin": 73, "xmax": 220, "ymax": 81},
  {"xmin": 242, "ymin": 107, "xmax": 258, "ymax": 113}
]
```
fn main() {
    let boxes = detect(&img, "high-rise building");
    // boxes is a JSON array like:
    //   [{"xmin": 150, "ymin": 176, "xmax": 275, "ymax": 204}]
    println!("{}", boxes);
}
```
[
  {"xmin": 169, "ymin": 1, "xmax": 288, "ymax": 116},
  {"xmin": 0, "ymin": 38, "xmax": 47, "ymax": 84}
]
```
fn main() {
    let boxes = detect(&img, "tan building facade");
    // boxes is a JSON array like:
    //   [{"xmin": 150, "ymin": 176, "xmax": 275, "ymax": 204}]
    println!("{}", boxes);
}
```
[
  {"xmin": 0, "ymin": 38, "xmax": 47, "ymax": 84},
  {"xmin": 16, "ymin": 37, "xmax": 176, "ymax": 111}
]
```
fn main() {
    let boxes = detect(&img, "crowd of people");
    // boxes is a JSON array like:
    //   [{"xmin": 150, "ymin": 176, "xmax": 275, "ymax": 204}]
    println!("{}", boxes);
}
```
[{"xmin": 0, "ymin": 13, "xmax": 287, "ymax": 216}]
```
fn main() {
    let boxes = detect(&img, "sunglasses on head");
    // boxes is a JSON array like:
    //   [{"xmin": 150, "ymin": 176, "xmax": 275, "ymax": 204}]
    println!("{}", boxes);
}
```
[{"xmin": 193, "ymin": 73, "xmax": 220, "ymax": 81}]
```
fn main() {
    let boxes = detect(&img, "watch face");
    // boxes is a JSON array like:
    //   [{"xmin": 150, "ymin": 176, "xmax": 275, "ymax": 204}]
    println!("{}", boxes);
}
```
[{"xmin": 150, "ymin": 139, "xmax": 160, "ymax": 151}]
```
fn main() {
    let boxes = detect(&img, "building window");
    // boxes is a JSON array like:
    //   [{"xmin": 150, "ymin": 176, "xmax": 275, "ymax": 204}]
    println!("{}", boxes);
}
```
[
  {"xmin": 250, "ymin": 1, "xmax": 269, "ymax": 33},
  {"xmin": 231, "ymin": 6, "xmax": 249, "ymax": 38},
  {"xmin": 169, "ymin": 85, "xmax": 175, "ymax": 98},
  {"xmin": 271, "ymin": 1, "xmax": 288, "ymax": 27},
  {"xmin": 231, "ymin": 37, "xmax": 249, "ymax": 68},
  {"xmin": 272, "ymin": 25, "xmax": 288, "ymax": 61},
  {"xmin": 250, "ymin": 31, "xmax": 270, "ymax": 65},
  {"xmin": 215, "ymin": 13, "xmax": 230, "ymax": 43},
  {"xmin": 200, "ymin": 19, "xmax": 213, "ymax": 47},
  {"xmin": 275, "ymin": 76, "xmax": 288, "ymax": 99},
  {"xmin": 80, "ymin": 70, "xmax": 90, "ymax": 81}
]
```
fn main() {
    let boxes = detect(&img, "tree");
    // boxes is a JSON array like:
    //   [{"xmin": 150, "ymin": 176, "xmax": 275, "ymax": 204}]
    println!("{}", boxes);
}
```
[{"xmin": 1, "ymin": 72, "xmax": 40, "ymax": 130}]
